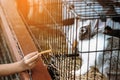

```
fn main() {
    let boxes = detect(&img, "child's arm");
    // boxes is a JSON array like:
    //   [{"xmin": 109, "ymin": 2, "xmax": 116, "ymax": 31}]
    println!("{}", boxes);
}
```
[{"xmin": 0, "ymin": 51, "xmax": 39, "ymax": 76}]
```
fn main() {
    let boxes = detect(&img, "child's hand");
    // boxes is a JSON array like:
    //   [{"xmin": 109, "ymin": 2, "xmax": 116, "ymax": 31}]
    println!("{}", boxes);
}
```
[
  {"xmin": 0, "ymin": 51, "xmax": 39, "ymax": 76},
  {"xmin": 20, "ymin": 51, "xmax": 39, "ymax": 70}
]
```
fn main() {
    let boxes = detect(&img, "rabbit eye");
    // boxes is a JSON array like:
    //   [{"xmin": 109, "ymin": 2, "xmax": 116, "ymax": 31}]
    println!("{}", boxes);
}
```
[{"xmin": 80, "ymin": 27, "xmax": 86, "ymax": 34}]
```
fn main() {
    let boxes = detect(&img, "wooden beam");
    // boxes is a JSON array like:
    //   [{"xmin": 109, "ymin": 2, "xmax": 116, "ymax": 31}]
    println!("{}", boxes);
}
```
[{"xmin": 0, "ymin": 0, "xmax": 51, "ymax": 80}]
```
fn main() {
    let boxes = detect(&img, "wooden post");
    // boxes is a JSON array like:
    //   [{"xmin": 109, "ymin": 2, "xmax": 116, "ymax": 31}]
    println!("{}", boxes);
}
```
[{"xmin": 0, "ymin": 0, "xmax": 51, "ymax": 80}]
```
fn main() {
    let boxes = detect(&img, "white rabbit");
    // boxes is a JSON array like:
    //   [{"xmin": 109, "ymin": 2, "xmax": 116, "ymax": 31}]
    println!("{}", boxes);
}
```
[
  {"xmin": 73, "ymin": 18, "xmax": 120, "ymax": 79},
  {"xmin": 75, "ymin": 32, "xmax": 111, "ymax": 76}
]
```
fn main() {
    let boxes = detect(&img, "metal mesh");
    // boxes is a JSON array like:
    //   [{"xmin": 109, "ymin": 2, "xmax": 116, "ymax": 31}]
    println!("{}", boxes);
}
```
[
  {"xmin": 0, "ymin": 26, "xmax": 20, "ymax": 80},
  {"xmin": 16, "ymin": 0, "xmax": 120, "ymax": 80}
]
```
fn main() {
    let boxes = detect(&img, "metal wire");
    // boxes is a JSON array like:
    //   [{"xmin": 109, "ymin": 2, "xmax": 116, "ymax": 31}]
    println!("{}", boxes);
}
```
[
  {"xmin": 0, "ymin": 27, "xmax": 20, "ymax": 80},
  {"xmin": 16, "ymin": 0, "xmax": 120, "ymax": 80}
]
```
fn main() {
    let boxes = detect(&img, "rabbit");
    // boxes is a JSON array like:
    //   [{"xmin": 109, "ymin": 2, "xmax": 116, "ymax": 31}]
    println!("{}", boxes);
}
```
[
  {"xmin": 71, "ymin": 18, "xmax": 107, "ymax": 75},
  {"xmin": 73, "ymin": 18, "xmax": 120, "ymax": 79},
  {"xmin": 74, "ymin": 32, "xmax": 111, "ymax": 76},
  {"xmin": 66, "ymin": 18, "xmax": 109, "ymax": 54}
]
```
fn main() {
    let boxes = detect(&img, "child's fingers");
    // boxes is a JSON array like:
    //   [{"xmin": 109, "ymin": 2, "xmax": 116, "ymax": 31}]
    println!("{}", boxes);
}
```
[
  {"xmin": 25, "ymin": 54, "xmax": 39, "ymax": 64},
  {"xmin": 28, "ymin": 60, "xmax": 38, "ymax": 68},
  {"xmin": 24, "ymin": 50, "xmax": 51, "ymax": 64},
  {"xmin": 25, "ymin": 51, "xmax": 38, "ymax": 59}
]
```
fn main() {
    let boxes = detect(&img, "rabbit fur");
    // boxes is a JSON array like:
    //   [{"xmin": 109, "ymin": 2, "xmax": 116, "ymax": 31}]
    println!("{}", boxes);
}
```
[{"xmin": 73, "ymin": 18, "xmax": 120, "ymax": 79}]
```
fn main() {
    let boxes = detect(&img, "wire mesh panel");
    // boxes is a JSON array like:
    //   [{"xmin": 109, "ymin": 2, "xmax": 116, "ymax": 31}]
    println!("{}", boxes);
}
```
[
  {"xmin": 0, "ymin": 25, "xmax": 20, "ymax": 80},
  {"xmin": 16, "ymin": 0, "xmax": 120, "ymax": 80}
]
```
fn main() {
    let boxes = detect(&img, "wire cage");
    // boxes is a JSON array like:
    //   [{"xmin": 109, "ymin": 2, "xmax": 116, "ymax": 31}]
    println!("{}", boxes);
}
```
[
  {"xmin": 17, "ymin": 0, "xmax": 120, "ymax": 80},
  {"xmin": 0, "ymin": 25, "xmax": 20, "ymax": 80},
  {"xmin": 1, "ymin": 0, "xmax": 120, "ymax": 80}
]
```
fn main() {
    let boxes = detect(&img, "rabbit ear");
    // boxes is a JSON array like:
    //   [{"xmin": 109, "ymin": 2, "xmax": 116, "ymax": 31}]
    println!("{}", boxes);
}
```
[
  {"xmin": 93, "ymin": 19, "xmax": 99, "ymax": 32},
  {"xmin": 90, "ymin": 19, "xmax": 100, "ymax": 33},
  {"xmin": 93, "ymin": 19, "xmax": 106, "ymax": 33}
]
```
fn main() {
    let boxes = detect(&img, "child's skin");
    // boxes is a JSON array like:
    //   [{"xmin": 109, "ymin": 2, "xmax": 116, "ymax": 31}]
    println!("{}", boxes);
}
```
[{"xmin": 0, "ymin": 51, "xmax": 39, "ymax": 76}]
